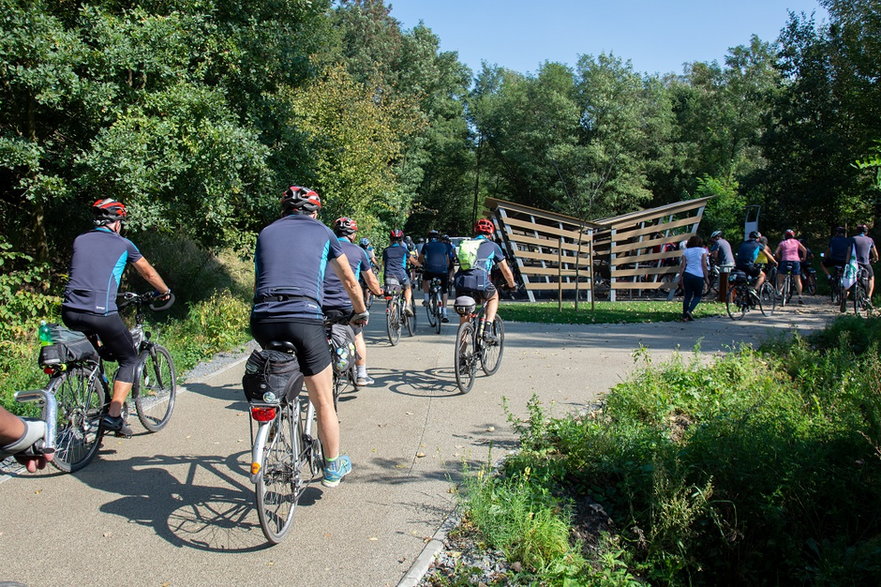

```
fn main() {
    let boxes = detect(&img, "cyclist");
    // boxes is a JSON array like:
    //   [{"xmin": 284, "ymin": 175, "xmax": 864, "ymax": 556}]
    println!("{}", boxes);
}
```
[
  {"xmin": 359, "ymin": 237, "xmax": 380, "ymax": 272},
  {"xmin": 419, "ymin": 230, "xmax": 456, "ymax": 323},
  {"xmin": 821, "ymin": 226, "xmax": 850, "ymax": 281},
  {"xmin": 323, "ymin": 217, "xmax": 383, "ymax": 386},
  {"xmin": 453, "ymin": 219, "xmax": 516, "ymax": 339},
  {"xmin": 404, "ymin": 235, "xmax": 420, "ymax": 284},
  {"xmin": 62, "ymin": 199, "xmax": 171, "ymax": 436},
  {"xmin": 250, "ymin": 186, "xmax": 368, "ymax": 488},
  {"xmin": 851, "ymin": 224, "xmax": 878, "ymax": 299},
  {"xmin": 708, "ymin": 230, "xmax": 735, "ymax": 302},
  {"xmin": 0, "ymin": 406, "xmax": 53, "ymax": 473},
  {"xmin": 798, "ymin": 238, "xmax": 816, "ymax": 291},
  {"xmin": 774, "ymin": 229, "xmax": 808, "ymax": 304},
  {"xmin": 382, "ymin": 229, "xmax": 418, "ymax": 316},
  {"xmin": 734, "ymin": 231, "xmax": 777, "ymax": 292}
]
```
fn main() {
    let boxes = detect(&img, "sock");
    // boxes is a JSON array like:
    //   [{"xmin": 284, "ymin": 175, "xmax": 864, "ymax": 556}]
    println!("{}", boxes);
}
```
[{"xmin": 357, "ymin": 365, "xmax": 367, "ymax": 377}]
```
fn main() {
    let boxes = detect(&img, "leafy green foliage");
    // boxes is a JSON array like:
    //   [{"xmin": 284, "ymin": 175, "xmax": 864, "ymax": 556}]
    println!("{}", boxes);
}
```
[{"xmin": 499, "ymin": 300, "xmax": 726, "ymax": 325}]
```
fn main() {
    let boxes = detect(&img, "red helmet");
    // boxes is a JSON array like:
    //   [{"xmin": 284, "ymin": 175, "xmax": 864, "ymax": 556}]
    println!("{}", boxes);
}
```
[
  {"xmin": 389, "ymin": 229, "xmax": 404, "ymax": 240},
  {"xmin": 92, "ymin": 198, "xmax": 127, "ymax": 225},
  {"xmin": 333, "ymin": 217, "xmax": 358, "ymax": 236},
  {"xmin": 784, "ymin": 229, "xmax": 795, "ymax": 238},
  {"xmin": 281, "ymin": 186, "xmax": 321, "ymax": 213},
  {"xmin": 474, "ymin": 218, "xmax": 495, "ymax": 235}
]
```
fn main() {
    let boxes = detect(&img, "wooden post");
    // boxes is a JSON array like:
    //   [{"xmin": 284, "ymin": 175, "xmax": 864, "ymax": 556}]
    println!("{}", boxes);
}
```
[
  {"xmin": 558, "ymin": 236, "xmax": 563, "ymax": 311},
  {"xmin": 589, "ymin": 231, "xmax": 596, "ymax": 312}
]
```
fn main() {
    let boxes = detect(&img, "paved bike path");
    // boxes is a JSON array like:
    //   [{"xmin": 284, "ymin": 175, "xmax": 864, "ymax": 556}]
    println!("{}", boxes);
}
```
[{"xmin": 0, "ymin": 301, "xmax": 833, "ymax": 586}]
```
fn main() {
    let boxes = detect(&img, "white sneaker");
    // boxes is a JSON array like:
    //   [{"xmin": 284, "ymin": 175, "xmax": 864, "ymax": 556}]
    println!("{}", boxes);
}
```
[{"xmin": 356, "ymin": 375, "xmax": 375, "ymax": 386}]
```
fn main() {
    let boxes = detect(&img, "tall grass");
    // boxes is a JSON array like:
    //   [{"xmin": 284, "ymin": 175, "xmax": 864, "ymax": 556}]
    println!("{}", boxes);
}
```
[{"xmin": 460, "ymin": 317, "xmax": 881, "ymax": 585}]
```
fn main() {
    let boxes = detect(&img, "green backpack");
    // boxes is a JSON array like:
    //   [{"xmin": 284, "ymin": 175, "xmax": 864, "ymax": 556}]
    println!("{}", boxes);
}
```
[{"xmin": 457, "ymin": 239, "xmax": 482, "ymax": 271}]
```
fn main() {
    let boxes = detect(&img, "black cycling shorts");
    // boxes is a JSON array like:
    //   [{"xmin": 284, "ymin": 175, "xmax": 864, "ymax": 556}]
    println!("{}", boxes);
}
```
[
  {"xmin": 858, "ymin": 262, "xmax": 875, "ymax": 279},
  {"xmin": 61, "ymin": 308, "xmax": 139, "ymax": 383},
  {"xmin": 735, "ymin": 263, "xmax": 762, "ymax": 279},
  {"xmin": 250, "ymin": 318, "xmax": 330, "ymax": 376},
  {"xmin": 423, "ymin": 271, "xmax": 450, "ymax": 291}
]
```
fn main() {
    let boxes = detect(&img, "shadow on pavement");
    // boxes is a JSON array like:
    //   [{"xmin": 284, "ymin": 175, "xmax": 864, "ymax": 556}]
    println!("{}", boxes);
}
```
[{"xmin": 74, "ymin": 451, "xmax": 325, "ymax": 553}]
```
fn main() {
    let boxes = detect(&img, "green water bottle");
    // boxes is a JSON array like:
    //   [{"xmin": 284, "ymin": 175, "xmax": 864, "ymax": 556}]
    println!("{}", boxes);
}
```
[{"xmin": 38, "ymin": 321, "xmax": 53, "ymax": 346}]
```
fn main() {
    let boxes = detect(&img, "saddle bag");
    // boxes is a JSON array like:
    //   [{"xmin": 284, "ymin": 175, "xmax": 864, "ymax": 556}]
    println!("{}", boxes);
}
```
[
  {"xmin": 329, "ymin": 324, "xmax": 358, "ymax": 375},
  {"xmin": 241, "ymin": 349, "xmax": 304, "ymax": 404},
  {"xmin": 38, "ymin": 325, "xmax": 99, "ymax": 368},
  {"xmin": 384, "ymin": 276, "xmax": 402, "ymax": 296},
  {"xmin": 728, "ymin": 269, "xmax": 748, "ymax": 284}
]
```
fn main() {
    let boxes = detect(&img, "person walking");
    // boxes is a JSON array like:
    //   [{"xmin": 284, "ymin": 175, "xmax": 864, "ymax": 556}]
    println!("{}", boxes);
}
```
[{"xmin": 677, "ymin": 235, "xmax": 709, "ymax": 321}]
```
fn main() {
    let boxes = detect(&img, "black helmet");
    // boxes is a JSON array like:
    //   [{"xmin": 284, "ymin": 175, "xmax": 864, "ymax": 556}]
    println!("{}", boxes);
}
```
[
  {"xmin": 834, "ymin": 226, "xmax": 846, "ymax": 235},
  {"xmin": 281, "ymin": 186, "xmax": 321, "ymax": 213},
  {"xmin": 428, "ymin": 229, "xmax": 440, "ymax": 239},
  {"xmin": 748, "ymin": 230, "xmax": 760, "ymax": 239},
  {"xmin": 332, "ymin": 217, "xmax": 358, "ymax": 237},
  {"xmin": 92, "ymin": 198, "xmax": 127, "ymax": 226}
]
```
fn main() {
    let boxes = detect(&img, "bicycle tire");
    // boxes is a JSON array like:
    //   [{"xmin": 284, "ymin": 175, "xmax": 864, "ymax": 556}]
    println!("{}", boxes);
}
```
[
  {"xmin": 454, "ymin": 322, "xmax": 477, "ymax": 394},
  {"xmin": 804, "ymin": 273, "xmax": 816, "ymax": 296},
  {"xmin": 256, "ymin": 403, "xmax": 298, "ymax": 544},
  {"xmin": 406, "ymin": 301, "xmax": 416, "ymax": 337},
  {"xmin": 840, "ymin": 286, "xmax": 849, "ymax": 313},
  {"xmin": 480, "ymin": 316, "xmax": 505, "ymax": 376},
  {"xmin": 726, "ymin": 286, "xmax": 746, "ymax": 321},
  {"xmin": 299, "ymin": 398, "xmax": 324, "ymax": 478},
  {"xmin": 425, "ymin": 294, "xmax": 438, "ymax": 328},
  {"xmin": 386, "ymin": 297, "xmax": 401, "ymax": 346},
  {"xmin": 760, "ymin": 283, "xmax": 777, "ymax": 315},
  {"xmin": 854, "ymin": 283, "xmax": 871, "ymax": 318},
  {"xmin": 779, "ymin": 275, "xmax": 789, "ymax": 307},
  {"xmin": 52, "ymin": 368, "xmax": 105, "ymax": 473},
  {"xmin": 753, "ymin": 287, "xmax": 766, "ymax": 316},
  {"xmin": 134, "ymin": 344, "xmax": 176, "ymax": 432},
  {"xmin": 433, "ymin": 292, "xmax": 442, "ymax": 334}
]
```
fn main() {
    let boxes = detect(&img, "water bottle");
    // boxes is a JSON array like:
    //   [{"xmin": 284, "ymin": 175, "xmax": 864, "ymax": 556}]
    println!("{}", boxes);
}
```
[{"xmin": 38, "ymin": 321, "xmax": 53, "ymax": 346}]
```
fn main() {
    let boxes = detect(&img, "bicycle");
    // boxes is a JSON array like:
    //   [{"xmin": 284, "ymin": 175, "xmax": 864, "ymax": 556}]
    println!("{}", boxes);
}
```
[
  {"xmin": 828, "ymin": 265, "xmax": 845, "ymax": 306},
  {"xmin": 778, "ymin": 269, "xmax": 797, "ymax": 307},
  {"xmin": 725, "ymin": 271, "xmax": 768, "ymax": 320},
  {"xmin": 844, "ymin": 266, "xmax": 874, "ymax": 317},
  {"xmin": 703, "ymin": 257, "xmax": 720, "ymax": 296},
  {"xmin": 452, "ymin": 296, "xmax": 505, "ymax": 394},
  {"xmin": 35, "ymin": 291, "xmax": 176, "ymax": 472},
  {"xmin": 245, "ymin": 342, "xmax": 323, "ymax": 544},
  {"xmin": 325, "ymin": 313, "xmax": 360, "ymax": 411},
  {"xmin": 801, "ymin": 265, "xmax": 817, "ymax": 296},
  {"xmin": 424, "ymin": 277, "xmax": 444, "ymax": 334},
  {"xmin": 383, "ymin": 278, "xmax": 415, "ymax": 346}
]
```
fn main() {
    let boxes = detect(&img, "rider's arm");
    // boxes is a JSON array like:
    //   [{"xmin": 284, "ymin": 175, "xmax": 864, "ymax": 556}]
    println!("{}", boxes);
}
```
[
  {"xmin": 872, "ymin": 245, "xmax": 880, "ymax": 264},
  {"xmin": 331, "ymin": 254, "xmax": 367, "ymax": 314},
  {"xmin": 132, "ymin": 258, "xmax": 171, "ymax": 296},
  {"xmin": 0, "ymin": 407, "xmax": 52, "ymax": 472},
  {"xmin": 764, "ymin": 247, "xmax": 777, "ymax": 265},
  {"xmin": 497, "ymin": 260, "xmax": 516, "ymax": 289},
  {"xmin": 363, "ymin": 268, "xmax": 383, "ymax": 296}
]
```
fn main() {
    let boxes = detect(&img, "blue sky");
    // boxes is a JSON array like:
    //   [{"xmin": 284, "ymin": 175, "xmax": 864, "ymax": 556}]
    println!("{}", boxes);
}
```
[{"xmin": 387, "ymin": 1, "xmax": 828, "ymax": 77}]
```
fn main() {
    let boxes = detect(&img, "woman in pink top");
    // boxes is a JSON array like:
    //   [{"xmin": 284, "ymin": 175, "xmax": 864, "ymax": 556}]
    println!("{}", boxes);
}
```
[{"xmin": 774, "ymin": 229, "xmax": 808, "ymax": 303}]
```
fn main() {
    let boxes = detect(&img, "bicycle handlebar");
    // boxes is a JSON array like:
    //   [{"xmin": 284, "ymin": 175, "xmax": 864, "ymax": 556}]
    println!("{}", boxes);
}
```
[{"xmin": 118, "ymin": 291, "xmax": 175, "ymax": 312}]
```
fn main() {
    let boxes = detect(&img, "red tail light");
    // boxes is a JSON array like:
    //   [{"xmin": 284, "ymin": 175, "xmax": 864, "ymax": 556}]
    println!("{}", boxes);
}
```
[{"xmin": 250, "ymin": 406, "xmax": 277, "ymax": 422}]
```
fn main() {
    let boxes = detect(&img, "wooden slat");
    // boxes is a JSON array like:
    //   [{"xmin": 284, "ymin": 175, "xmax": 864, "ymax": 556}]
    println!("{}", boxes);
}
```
[
  {"xmin": 612, "ymin": 233, "xmax": 695, "ymax": 254},
  {"xmin": 486, "ymin": 198, "xmax": 604, "ymax": 229},
  {"xmin": 612, "ymin": 266, "xmax": 679, "ymax": 278},
  {"xmin": 613, "ymin": 215, "xmax": 703, "ymax": 240},
  {"xmin": 508, "ymin": 234, "xmax": 590, "ymax": 254},
  {"xmin": 515, "ymin": 249, "xmax": 591, "ymax": 264},
  {"xmin": 503, "ymin": 216, "xmax": 590, "ymax": 240},
  {"xmin": 525, "ymin": 282, "xmax": 593, "ymax": 291},
  {"xmin": 615, "ymin": 250, "xmax": 682, "ymax": 264},
  {"xmin": 596, "ymin": 197, "xmax": 713, "ymax": 228},
  {"xmin": 521, "ymin": 266, "xmax": 591, "ymax": 277},
  {"xmin": 609, "ymin": 281, "xmax": 668, "ymax": 290}
]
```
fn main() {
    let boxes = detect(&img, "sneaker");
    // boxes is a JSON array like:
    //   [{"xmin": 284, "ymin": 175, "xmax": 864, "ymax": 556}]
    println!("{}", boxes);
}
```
[
  {"xmin": 421, "ymin": 300, "xmax": 429, "ymax": 307},
  {"xmin": 322, "ymin": 455, "xmax": 352, "ymax": 487},
  {"xmin": 441, "ymin": 316, "xmax": 450, "ymax": 323},
  {"xmin": 482, "ymin": 330, "xmax": 498, "ymax": 344},
  {"xmin": 686, "ymin": 312, "xmax": 695, "ymax": 321},
  {"xmin": 100, "ymin": 413, "xmax": 132, "ymax": 437},
  {"xmin": 404, "ymin": 305, "xmax": 414, "ymax": 317},
  {"xmin": 355, "ymin": 375, "xmax": 375, "ymax": 386},
  {"xmin": 798, "ymin": 298, "xmax": 805, "ymax": 305}
]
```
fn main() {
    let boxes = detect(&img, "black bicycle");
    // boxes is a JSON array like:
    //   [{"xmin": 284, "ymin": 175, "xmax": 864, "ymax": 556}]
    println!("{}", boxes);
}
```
[
  {"xmin": 325, "ymin": 313, "xmax": 360, "ymax": 411},
  {"xmin": 725, "ymin": 272, "xmax": 768, "ymax": 320},
  {"xmin": 842, "ymin": 266, "xmax": 874, "ymax": 317},
  {"xmin": 384, "ymin": 277, "xmax": 415, "ymax": 345},
  {"xmin": 453, "ymin": 296, "xmax": 504, "ymax": 394},
  {"xmin": 34, "ymin": 292, "xmax": 175, "ymax": 472},
  {"xmin": 424, "ymin": 277, "xmax": 444, "ymax": 334}
]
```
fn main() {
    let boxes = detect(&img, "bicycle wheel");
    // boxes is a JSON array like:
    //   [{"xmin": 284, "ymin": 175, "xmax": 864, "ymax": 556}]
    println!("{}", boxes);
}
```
[
  {"xmin": 726, "ymin": 286, "xmax": 746, "ymax": 321},
  {"xmin": 480, "ymin": 316, "xmax": 505, "ymax": 376},
  {"xmin": 386, "ymin": 297, "xmax": 401, "ymax": 346},
  {"xmin": 52, "ymin": 368, "xmax": 105, "ymax": 473},
  {"xmin": 432, "ymin": 293, "xmax": 442, "ymax": 334},
  {"xmin": 134, "ymin": 344, "xmax": 176, "ymax": 432},
  {"xmin": 840, "ymin": 286, "xmax": 849, "ymax": 313},
  {"xmin": 752, "ymin": 288, "xmax": 766, "ymax": 316},
  {"xmin": 454, "ymin": 322, "xmax": 477, "ymax": 394},
  {"xmin": 425, "ymin": 294, "xmax": 438, "ymax": 328},
  {"xmin": 804, "ymin": 273, "xmax": 816, "ymax": 296},
  {"xmin": 299, "ymin": 398, "xmax": 324, "ymax": 478},
  {"xmin": 256, "ymin": 403, "xmax": 298, "ymax": 544},
  {"xmin": 779, "ymin": 275, "xmax": 790, "ymax": 307},
  {"xmin": 406, "ymin": 300, "xmax": 416, "ymax": 337},
  {"xmin": 760, "ymin": 283, "xmax": 777, "ymax": 315},
  {"xmin": 854, "ymin": 283, "xmax": 871, "ymax": 317},
  {"xmin": 363, "ymin": 287, "xmax": 374, "ymax": 310}
]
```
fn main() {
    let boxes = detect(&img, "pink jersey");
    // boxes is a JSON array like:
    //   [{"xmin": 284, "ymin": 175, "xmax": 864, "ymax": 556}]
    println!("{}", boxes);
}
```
[{"xmin": 777, "ymin": 238, "xmax": 801, "ymax": 262}]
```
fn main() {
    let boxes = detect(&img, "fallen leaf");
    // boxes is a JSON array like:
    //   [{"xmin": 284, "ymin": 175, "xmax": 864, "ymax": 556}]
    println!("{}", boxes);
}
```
[
  {"xmin": 369, "ymin": 536, "xmax": 378, "ymax": 541},
  {"xmin": 103, "ymin": 532, "xmax": 112, "ymax": 538},
  {"xmin": 487, "ymin": 426, "xmax": 495, "ymax": 432},
  {"xmin": 415, "ymin": 452, "xmax": 426, "ymax": 458},
  {"xmin": 395, "ymin": 464, "xmax": 408, "ymax": 469},
  {"xmin": 34, "ymin": 489, "xmax": 42, "ymax": 495}
]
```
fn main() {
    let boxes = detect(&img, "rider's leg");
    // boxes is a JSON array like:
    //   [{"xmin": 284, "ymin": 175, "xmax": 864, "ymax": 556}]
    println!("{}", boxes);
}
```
[
  {"xmin": 108, "ymin": 381, "xmax": 133, "ymax": 418},
  {"xmin": 304, "ymin": 365, "xmax": 341, "ymax": 458},
  {"xmin": 403, "ymin": 284, "xmax": 414, "ymax": 314},
  {"xmin": 870, "ymin": 276, "xmax": 875, "ymax": 299},
  {"xmin": 422, "ymin": 277, "xmax": 430, "ymax": 304},
  {"xmin": 755, "ymin": 270, "xmax": 766, "ymax": 291},
  {"xmin": 483, "ymin": 290, "xmax": 500, "ymax": 323}
]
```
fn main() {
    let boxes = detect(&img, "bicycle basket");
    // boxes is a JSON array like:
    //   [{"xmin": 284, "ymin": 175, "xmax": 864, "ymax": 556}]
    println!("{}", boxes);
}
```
[
  {"xmin": 729, "ymin": 270, "xmax": 748, "ymax": 284},
  {"xmin": 454, "ymin": 295, "xmax": 476, "ymax": 316},
  {"xmin": 241, "ymin": 349, "xmax": 303, "ymax": 404},
  {"xmin": 38, "ymin": 326, "xmax": 99, "ymax": 367}
]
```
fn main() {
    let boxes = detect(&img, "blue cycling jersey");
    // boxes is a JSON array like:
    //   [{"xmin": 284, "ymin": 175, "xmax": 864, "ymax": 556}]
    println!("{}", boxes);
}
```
[
  {"xmin": 422, "ymin": 239, "xmax": 454, "ymax": 273},
  {"xmin": 63, "ymin": 228, "xmax": 143, "ymax": 315},
  {"xmin": 735, "ymin": 240, "xmax": 762, "ymax": 265},
  {"xmin": 252, "ymin": 214, "xmax": 343, "ymax": 320},
  {"xmin": 827, "ymin": 236, "xmax": 852, "ymax": 262},
  {"xmin": 323, "ymin": 238, "xmax": 372, "ymax": 310},
  {"xmin": 382, "ymin": 242, "xmax": 409, "ymax": 281}
]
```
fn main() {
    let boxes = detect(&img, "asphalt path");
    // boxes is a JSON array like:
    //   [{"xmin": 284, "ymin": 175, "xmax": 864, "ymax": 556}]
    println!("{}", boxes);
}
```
[{"xmin": 0, "ymin": 299, "xmax": 835, "ymax": 586}]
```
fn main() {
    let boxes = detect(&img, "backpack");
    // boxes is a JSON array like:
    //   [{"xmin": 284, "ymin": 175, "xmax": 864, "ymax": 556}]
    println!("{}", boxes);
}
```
[
  {"xmin": 457, "ymin": 239, "xmax": 482, "ymax": 271},
  {"xmin": 241, "ymin": 349, "xmax": 303, "ymax": 404}
]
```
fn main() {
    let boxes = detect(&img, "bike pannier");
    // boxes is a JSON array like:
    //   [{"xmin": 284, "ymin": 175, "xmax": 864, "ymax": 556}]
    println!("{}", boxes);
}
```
[
  {"xmin": 729, "ymin": 270, "xmax": 748, "ymax": 284},
  {"xmin": 38, "ymin": 325, "xmax": 99, "ymax": 367},
  {"xmin": 384, "ymin": 276, "xmax": 402, "ymax": 295},
  {"xmin": 329, "ymin": 324, "xmax": 358, "ymax": 375},
  {"xmin": 454, "ymin": 269, "xmax": 489, "ymax": 294},
  {"xmin": 241, "ymin": 350, "xmax": 303, "ymax": 404}
]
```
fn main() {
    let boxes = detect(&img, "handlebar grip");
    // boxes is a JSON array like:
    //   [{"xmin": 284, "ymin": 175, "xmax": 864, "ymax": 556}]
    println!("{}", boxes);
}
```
[{"xmin": 149, "ymin": 292, "xmax": 175, "ymax": 312}]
